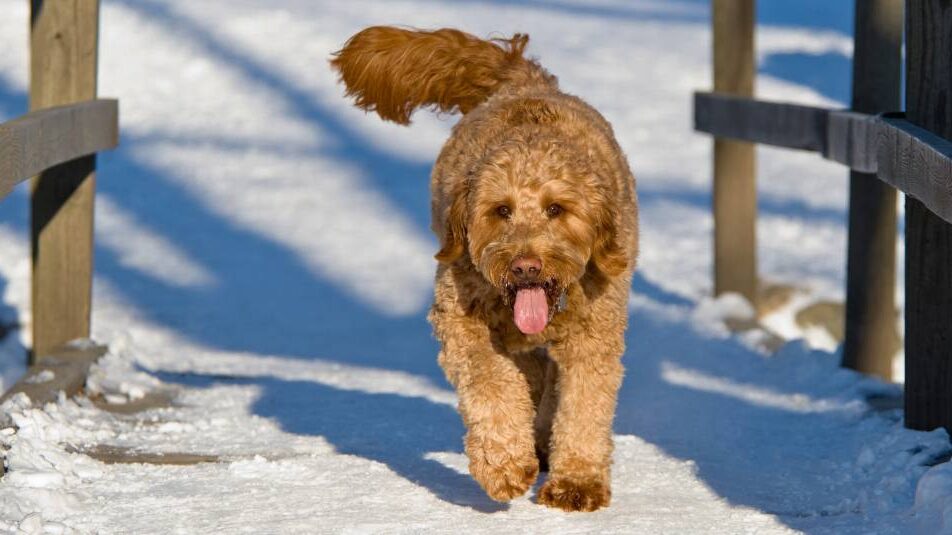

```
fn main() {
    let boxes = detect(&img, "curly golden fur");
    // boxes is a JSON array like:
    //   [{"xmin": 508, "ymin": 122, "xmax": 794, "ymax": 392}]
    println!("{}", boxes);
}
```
[{"xmin": 331, "ymin": 26, "xmax": 638, "ymax": 512}]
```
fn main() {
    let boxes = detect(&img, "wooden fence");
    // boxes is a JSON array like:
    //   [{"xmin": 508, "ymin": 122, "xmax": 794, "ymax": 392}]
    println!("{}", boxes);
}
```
[
  {"xmin": 2, "ymin": 0, "xmax": 949, "ymax": 439},
  {"xmin": 696, "ymin": 0, "xmax": 952, "ymax": 433},
  {"xmin": 0, "ymin": 0, "xmax": 117, "ymax": 409}
]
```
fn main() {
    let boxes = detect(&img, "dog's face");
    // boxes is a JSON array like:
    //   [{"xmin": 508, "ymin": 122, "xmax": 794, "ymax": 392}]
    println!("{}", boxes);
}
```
[{"xmin": 436, "ymin": 136, "xmax": 627, "ymax": 332}]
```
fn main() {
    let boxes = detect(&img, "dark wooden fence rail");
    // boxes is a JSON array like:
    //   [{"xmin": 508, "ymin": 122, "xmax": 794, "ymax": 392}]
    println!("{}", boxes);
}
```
[
  {"xmin": 0, "ymin": 0, "xmax": 116, "ymax": 421},
  {"xmin": 697, "ymin": 0, "xmax": 952, "ymax": 434},
  {"xmin": 694, "ymin": 95, "xmax": 952, "ymax": 225}
]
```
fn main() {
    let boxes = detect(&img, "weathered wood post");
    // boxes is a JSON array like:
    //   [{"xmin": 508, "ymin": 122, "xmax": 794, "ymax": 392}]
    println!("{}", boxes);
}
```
[
  {"xmin": 904, "ymin": 0, "xmax": 952, "ymax": 433},
  {"xmin": 842, "ymin": 0, "xmax": 902, "ymax": 379},
  {"xmin": 29, "ymin": 0, "xmax": 99, "ymax": 360},
  {"xmin": 712, "ymin": 0, "xmax": 757, "ymax": 303}
]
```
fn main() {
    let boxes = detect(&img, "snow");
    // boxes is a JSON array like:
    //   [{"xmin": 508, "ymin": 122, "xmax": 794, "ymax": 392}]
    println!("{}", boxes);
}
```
[
  {"xmin": 0, "ymin": 0, "xmax": 948, "ymax": 533},
  {"xmin": 916, "ymin": 463, "xmax": 952, "ymax": 534}
]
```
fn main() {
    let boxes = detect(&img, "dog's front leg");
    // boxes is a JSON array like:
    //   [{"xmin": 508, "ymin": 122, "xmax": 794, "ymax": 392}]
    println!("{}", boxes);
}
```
[
  {"xmin": 538, "ymin": 332, "xmax": 624, "ymax": 512},
  {"xmin": 437, "ymin": 330, "xmax": 540, "ymax": 502}
]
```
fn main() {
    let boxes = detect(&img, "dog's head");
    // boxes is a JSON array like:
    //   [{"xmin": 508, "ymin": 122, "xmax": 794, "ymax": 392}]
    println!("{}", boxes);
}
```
[{"xmin": 435, "ymin": 134, "xmax": 627, "ymax": 334}]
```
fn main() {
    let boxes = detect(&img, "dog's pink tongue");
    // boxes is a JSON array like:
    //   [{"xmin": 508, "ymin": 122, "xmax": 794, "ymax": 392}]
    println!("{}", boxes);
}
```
[{"xmin": 514, "ymin": 287, "xmax": 549, "ymax": 334}]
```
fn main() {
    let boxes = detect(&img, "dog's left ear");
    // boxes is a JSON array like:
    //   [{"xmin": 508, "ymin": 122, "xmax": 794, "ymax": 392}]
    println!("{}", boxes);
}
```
[
  {"xmin": 435, "ymin": 192, "xmax": 468, "ymax": 263},
  {"xmin": 592, "ymin": 204, "xmax": 628, "ymax": 277}
]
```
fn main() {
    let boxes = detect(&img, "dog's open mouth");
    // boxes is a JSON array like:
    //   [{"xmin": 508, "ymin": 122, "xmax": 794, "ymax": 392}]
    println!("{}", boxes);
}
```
[{"xmin": 506, "ymin": 279, "xmax": 561, "ymax": 335}]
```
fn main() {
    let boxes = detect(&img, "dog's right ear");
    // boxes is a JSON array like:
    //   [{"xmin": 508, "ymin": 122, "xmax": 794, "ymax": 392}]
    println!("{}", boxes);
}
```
[{"xmin": 434, "ymin": 193, "xmax": 468, "ymax": 263}]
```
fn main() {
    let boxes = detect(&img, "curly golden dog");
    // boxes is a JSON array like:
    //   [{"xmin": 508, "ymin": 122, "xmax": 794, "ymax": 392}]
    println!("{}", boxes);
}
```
[{"xmin": 331, "ymin": 27, "xmax": 638, "ymax": 512}]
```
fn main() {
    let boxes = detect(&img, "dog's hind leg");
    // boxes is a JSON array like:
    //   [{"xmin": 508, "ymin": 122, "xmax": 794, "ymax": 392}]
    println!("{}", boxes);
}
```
[
  {"xmin": 510, "ymin": 348, "xmax": 556, "ymax": 473},
  {"xmin": 532, "ymin": 354, "xmax": 558, "ymax": 473}
]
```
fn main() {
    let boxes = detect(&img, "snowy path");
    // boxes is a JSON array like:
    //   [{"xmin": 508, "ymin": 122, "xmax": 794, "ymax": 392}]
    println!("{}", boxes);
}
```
[{"xmin": 0, "ymin": 1, "xmax": 950, "ymax": 533}]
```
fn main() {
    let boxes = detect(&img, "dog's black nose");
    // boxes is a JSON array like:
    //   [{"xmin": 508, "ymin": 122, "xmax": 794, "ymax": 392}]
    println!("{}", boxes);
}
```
[{"xmin": 510, "ymin": 256, "xmax": 542, "ymax": 283}]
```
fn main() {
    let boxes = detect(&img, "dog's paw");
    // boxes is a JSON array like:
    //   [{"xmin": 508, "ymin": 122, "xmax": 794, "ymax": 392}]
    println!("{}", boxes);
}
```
[
  {"xmin": 468, "ymin": 446, "xmax": 539, "ymax": 502},
  {"xmin": 537, "ymin": 476, "xmax": 610, "ymax": 512}
]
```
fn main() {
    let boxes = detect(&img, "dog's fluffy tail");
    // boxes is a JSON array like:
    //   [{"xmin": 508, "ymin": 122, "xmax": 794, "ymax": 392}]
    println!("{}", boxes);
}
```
[{"xmin": 330, "ymin": 26, "xmax": 553, "ymax": 125}]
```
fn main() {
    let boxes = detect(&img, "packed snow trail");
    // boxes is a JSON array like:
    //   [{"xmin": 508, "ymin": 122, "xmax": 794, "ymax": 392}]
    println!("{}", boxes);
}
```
[{"xmin": 1, "ymin": 1, "xmax": 950, "ymax": 533}]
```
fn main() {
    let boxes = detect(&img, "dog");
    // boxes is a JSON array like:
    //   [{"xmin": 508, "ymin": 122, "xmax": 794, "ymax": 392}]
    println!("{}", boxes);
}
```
[{"xmin": 331, "ymin": 27, "xmax": 638, "ymax": 512}]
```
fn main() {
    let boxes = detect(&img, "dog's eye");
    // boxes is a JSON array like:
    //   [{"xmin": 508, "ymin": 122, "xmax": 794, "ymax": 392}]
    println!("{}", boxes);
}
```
[
  {"xmin": 546, "ymin": 203, "xmax": 564, "ymax": 218},
  {"xmin": 496, "ymin": 205, "xmax": 512, "ymax": 219}
]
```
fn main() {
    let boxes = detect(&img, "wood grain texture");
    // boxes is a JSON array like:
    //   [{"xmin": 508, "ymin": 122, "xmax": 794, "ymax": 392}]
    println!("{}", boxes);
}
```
[
  {"xmin": 842, "ymin": 0, "xmax": 902, "ymax": 380},
  {"xmin": 711, "ymin": 0, "xmax": 757, "ymax": 302},
  {"xmin": 0, "ymin": 99, "xmax": 117, "ymax": 198},
  {"xmin": 30, "ymin": 0, "xmax": 100, "ymax": 360},
  {"xmin": 825, "ymin": 110, "xmax": 878, "ymax": 173},
  {"xmin": 903, "ymin": 0, "xmax": 952, "ymax": 433},
  {"xmin": 877, "ymin": 116, "xmax": 952, "ymax": 225}
]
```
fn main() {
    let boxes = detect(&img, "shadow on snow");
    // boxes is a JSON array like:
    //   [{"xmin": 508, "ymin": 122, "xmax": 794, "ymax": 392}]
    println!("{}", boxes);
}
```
[{"xmin": 154, "ymin": 369, "xmax": 508, "ymax": 513}]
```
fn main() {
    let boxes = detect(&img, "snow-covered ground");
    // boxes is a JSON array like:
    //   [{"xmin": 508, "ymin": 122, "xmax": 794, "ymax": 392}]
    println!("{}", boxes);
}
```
[{"xmin": 0, "ymin": 0, "xmax": 950, "ymax": 533}]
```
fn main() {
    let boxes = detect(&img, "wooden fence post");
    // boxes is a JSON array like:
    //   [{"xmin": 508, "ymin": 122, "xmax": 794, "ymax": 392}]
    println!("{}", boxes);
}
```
[
  {"xmin": 29, "ymin": 0, "xmax": 99, "ymax": 361},
  {"xmin": 842, "ymin": 0, "xmax": 902, "ymax": 379},
  {"xmin": 712, "ymin": 0, "xmax": 757, "ymax": 303},
  {"xmin": 904, "ymin": 0, "xmax": 952, "ymax": 433}
]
